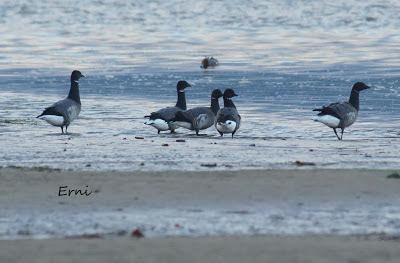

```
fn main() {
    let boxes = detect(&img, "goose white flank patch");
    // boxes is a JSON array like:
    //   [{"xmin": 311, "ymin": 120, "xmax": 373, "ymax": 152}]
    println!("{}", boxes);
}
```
[
  {"xmin": 215, "ymin": 88, "xmax": 241, "ymax": 138},
  {"xmin": 173, "ymin": 121, "xmax": 192, "ymax": 130},
  {"xmin": 144, "ymin": 80, "xmax": 191, "ymax": 134},
  {"xmin": 37, "ymin": 70, "xmax": 84, "ymax": 134},
  {"xmin": 144, "ymin": 119, "xmax": 170, "ymax": 131},
  {"xmin": 312, "ymin": 115, "xmax": 340, "ymax": 128},
  {"xmin": 37, "ymin": 115, "xmax": 64, "ymax": 126},
  {"xmin": 313, "ymin": 82, "xmax": 370, "ymax": 140},
  {"xmin": 170, "ymin": 89, "xmax": 223, "ymax": 135}
]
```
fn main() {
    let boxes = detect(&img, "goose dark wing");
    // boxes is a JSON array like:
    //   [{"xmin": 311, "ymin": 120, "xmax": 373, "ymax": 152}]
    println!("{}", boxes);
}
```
[
  {"xmin": 313, "ymin": 102, "xmax": 355, "ymax": 120},
  {"xmin": 37, "ymin": 99, "xmax": 74, "ymax": 118},
  {"xmin": 148, "ymin": 107, "xmax": 181, "ymax": 122}
]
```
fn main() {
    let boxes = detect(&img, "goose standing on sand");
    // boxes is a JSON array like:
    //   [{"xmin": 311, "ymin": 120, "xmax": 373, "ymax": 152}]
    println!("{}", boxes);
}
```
[
  {"xmin": 215, "ymin": 89, "xmax": 241, "ymax": 138},
  {"xmin": 170, "ymin": 89, "xmax": 223, "ymax": 135},
  {"xmin": 313, "ymin": 82, "xmax": 370, "ymax": 140},
  {"xmin": 144, "ymin": 80, "xmax": 191, "ymax": 134},
  {"xmin": 37, "ymin": 70, "xmax": 84, "ymax": 134}
]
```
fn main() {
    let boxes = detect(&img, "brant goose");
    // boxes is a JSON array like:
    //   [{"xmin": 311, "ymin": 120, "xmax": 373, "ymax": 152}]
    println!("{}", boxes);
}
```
[
  {"xmin": 37, "ymin": 70, "xmax": 84, "ymax": 134},
  {"xmin": 144, "ymin": 80, "xmax": 191, "ymax": 133},
  {"xmin": 215, "ymin": 89, "xmax": 241, "ymax": 138},
  {"xmin": 313, "ymin": 82, "xmax": 370, "ymax": 140},
  {"xmin": 170, "ymin": 89, "xmax": 223, "ymax": 135}
]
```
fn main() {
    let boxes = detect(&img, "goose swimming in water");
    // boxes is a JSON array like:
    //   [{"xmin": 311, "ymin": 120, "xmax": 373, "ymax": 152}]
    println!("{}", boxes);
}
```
[
  {"xmin": 37, "ymin": 70, "xmax": 84, "ymax": 134},
  {"xmin": 215, "ymin": 89, "xmax": 241, "ymax": 138},
  {"xmin": 170, "ymin": 89, "xmax": 223, "ymax": 135},
  {"xmin": 313, "ymin": 82, "xmax": 370, "ymax": 140},
  {"xmin": 144, "ymin": 80, "xmax": 191, "ymax": 134},
  {"xmin": 201, "ymin": 57, "xmax": 219, "ymax": 69}
]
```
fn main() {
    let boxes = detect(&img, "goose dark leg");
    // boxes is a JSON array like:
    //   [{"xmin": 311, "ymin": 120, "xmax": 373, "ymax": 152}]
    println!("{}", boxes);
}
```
[
  {"xmin": 157, "ymin": 130, "xmax": 160, "ymax": 134},
  {"xmin": 218, "ymin": 131, "xmax": 223, "ymax": 137},
  {"xmin": 333, "ymin": 128, "xmax": 341, "ymax": 140},
  {"xmin": 196, "ymin": 130, "xmax": 199, "ymax": 136},
  {"xmin": 170, "ymin": 129, "xmax": 176, "ymax": 134},
  {"xmin": 61, "ymin": 126, "xmax": 64, "ymax": 134},
  {"xmin": 232, "ymin": 130, "xmax": 237, "ymax": 138},
  {"xmin": 65, "ymin": 125, "xmax": 69, "ymax": 134},
  {"xmin": 340, "ymin": 128, "xmax": 344, "ymax": 140}
]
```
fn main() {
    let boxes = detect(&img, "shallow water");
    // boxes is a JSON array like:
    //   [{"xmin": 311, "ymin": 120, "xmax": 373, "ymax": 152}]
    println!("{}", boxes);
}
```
[
  {"xmin": 0, "ymin": 69, "xmax": 399, "ymax": 170},
  {"xmin": 2, "ymin": 0, "xmax": 400, "ymax": 73}
]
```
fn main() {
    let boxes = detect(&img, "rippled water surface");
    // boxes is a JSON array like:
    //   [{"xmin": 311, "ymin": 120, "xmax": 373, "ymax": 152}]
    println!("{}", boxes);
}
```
[{"xmin": 0, "ymin": 0, "xmax": 399, "ymax": 170}]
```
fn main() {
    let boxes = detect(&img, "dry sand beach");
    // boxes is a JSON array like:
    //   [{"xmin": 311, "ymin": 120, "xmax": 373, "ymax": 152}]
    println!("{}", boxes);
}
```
[{"xmin": 1, "ymin": 168, "xmax": 400, "ymax": 262}]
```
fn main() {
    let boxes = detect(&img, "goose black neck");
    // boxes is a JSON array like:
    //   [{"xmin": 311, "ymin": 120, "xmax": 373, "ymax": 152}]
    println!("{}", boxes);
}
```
[
  {"xmin": 68, "ymin": 80, "xmax": 81, "ymax": 104},
  {"xmin": 175, "ymin": 90, "xmax": 187, "ymax": 110},
  {"xmin": 349, "ymin": 89, "xmax": 359, "ymax": 111},
  {"xmin": 223, "ymin": 97, "xmax": 236, "ymax": 108},
  {"xmin": 211, "ymin": 97, "xmax": 220, "ymax": 115}
]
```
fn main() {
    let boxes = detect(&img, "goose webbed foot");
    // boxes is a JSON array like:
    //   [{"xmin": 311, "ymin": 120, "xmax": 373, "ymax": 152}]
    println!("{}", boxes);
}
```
[{"xmin": 170, "ymin": 130, "xmax": 176, "ymax": 134}]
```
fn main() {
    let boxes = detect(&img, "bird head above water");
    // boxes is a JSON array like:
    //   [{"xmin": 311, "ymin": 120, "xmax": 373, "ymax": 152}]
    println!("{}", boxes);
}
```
[
  {"xmin": 176, "ymin": 80, "xmax": 191, "ymax": 92},
  {"xmin": 201, "ymin": 57, "xmax": 219, "ymax": 69},
  {"xmin": 223, "ymin": 88, "xmax": 238, "ymax": 99},
  {"xmin": 71, "ymin": 70, "xmax": 85, "ymax": 82},
  {"xmin": 211, "ymin": 89, "xmax": 223, "ymax": 99},
  {"xmin": 201, "ymin": 58, "xmax": 209, "ymax": 69},
  {"xmin": 352, "ymin": 82, "xmax": 370, "ymax": 92}
]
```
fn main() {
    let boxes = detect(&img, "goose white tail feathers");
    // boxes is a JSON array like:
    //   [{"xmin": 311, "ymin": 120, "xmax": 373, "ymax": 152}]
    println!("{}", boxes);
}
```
[
  {"xmin": 144, "ymin": 119, "xmax": 170, "ymax": 131},
  {"xmin": 216, "ymin": 120, "xmax": 237, "ymax": 133},
  {"xmin": 38, "ymin": 115, "xmax": 64, "ymax": 127},
  {"xmin": 312, "ymin": 115, "xmax": 340, "ymax": 128}
]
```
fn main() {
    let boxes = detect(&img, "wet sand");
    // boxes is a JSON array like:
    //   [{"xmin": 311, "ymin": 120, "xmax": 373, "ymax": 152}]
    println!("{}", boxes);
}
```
[
  {"xmin": 1, "ymin": 89, "xmax": 400, "ymax": 172},
  {"xmin": 1, "ymin": 167, "xmax": 400, "ymax": 237},
  {"xmin": 1, "ymin": 168, "xmax": 400, "ymax": 261},
  {"xmin": 2, "ymin": 235, "xmax": 400, "ymax": 263}
]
